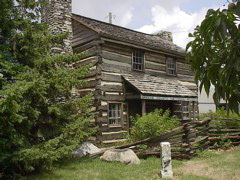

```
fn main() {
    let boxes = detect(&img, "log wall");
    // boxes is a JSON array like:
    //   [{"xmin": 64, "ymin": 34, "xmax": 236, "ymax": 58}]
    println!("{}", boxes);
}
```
[
  {"xmin": 72, "ymin": 20, "xmax": 99, "ymax": 47},
  {"xmin": 72, "ymin": 19, "xmax": 198, "ymax": 143}
]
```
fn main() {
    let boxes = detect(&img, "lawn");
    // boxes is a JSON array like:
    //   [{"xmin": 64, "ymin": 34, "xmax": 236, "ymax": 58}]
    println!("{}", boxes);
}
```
[{"xmin": 29, "ymin": 147, "xmax": 240, "ymax": 180}]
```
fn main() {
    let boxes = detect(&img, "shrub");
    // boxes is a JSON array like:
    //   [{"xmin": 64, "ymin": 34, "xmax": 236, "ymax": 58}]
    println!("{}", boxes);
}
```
[
  {"xmin": 200, "ymin": 107, "xmax": 240, "ymax": 120},
  {"xmin": 200, "ymin": 107, "xmax": 240, "ymax": 127},
  {"xmin": 129, "ymin": 109, "xmax": 180, "ymax": 141}
]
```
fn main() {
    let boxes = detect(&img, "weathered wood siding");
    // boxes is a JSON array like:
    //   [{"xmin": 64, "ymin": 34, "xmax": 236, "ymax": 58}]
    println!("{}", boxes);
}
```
[
  {"xmin": 72, "ymin": 20, "xmax": 99, "ymax": 47},
  {"xmin": 72, "ymin": 19, "xmax": 198, "ymax": 143},
  {"xmin": 100, "ymin": 41, "xmax": 195, "ymax": 83},
  {"xmin": 99, "ymin": 41, "xmax": 197, "ymax": 123}
]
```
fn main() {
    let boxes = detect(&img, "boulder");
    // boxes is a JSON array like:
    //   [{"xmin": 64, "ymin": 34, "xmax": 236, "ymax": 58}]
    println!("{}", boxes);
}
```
[
  {"xmin": 73, "ymin": 142, "xmax": 101, "ymax": 158},
  {"xmin": 100, "ymin": 148, "xmax": 140, "ymax": 164}
]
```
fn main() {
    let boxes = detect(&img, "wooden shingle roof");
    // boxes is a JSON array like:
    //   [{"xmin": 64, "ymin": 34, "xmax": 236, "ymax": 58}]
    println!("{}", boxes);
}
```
[
  {"xmin": 72, "ymin": 14, "xmax": 184, "ymax": 55},
  {"xmin": 122, "ymin": 74, "xmax": 197, "ymax": 98}
]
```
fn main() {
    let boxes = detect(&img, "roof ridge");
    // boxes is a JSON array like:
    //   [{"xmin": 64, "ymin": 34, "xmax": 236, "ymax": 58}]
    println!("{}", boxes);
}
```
[
  {"xmin": 72, "ymin": 13, "xmax": 163, "ymax": 38},
  {"xmin": 72, "ymin": 13, "xmax": 184, "ymax": 55}
]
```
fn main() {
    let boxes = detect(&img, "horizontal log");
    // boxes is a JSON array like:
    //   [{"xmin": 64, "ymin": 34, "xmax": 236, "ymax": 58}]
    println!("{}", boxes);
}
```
[
  {"xmin": 100, "ymin": 73, "xmax": 123, "ymax": 83},
  {"xmin": 73, "ymin": 39, "xmax": 103, "ymax": 52},
  {"xmin": 73, "ymin": 57, "xmax": 98, "ymax": 68},
  {"xmin": 191, "ymin": 136, "xmax": 208, "ymax": 145},
  {"xmin": 96, "ymin": 94, "xmax": 125, "ymax": 101},
  {"xmin": 101, "ymin": 50, "xmax": 132, "ymax": 65},
  {"xmin": 83, "ymin": 80, "xmax": 98, "ymax": 88},
  {"xmin": 209, "ymin": 129, "xmax": 240, "ymax": 132},
  {"xmin": 97, "ymin": 85, "xmax": 123, "ymax": 92},
  {"xmin": 177, "ymin": 74, "xmax": 195, "ymax": 83},
  {"xmin": 209, "ymin": 132, "xmax": 240, "ymax": 137},
  {"xmin": 191, "ymin": 118, "xmax": 211, "ymax": 126},
  {"xmin": 209, "ymin": 125, "xmax": 240, "ymax": 129},
  {"xmin": 84, "ymin": 69, "xmax": 98, "ymax": 78},
  {"xmin": 209, "ymin": 135, "xmax": 240, "ymax": 141},
  {"xmin": 72, "ymin": 34, "xmax": 99, "ymax": 47},
  {"xmin": 177, "ymin": 69, "xmax": 194, "ymax": 76},
  {"xmin": 177, "ymin": 62, "xmax": 191, "ymax": 69},
  {"xmin": 115, "ymin": 124, "xmax": 188, "ymax": 149},
  {"xmin": 103, "ymin": 42, "xmax": 132, "ymax": 57},
  {"xmin": 232, "ymin": 141, "xmax": 240, "ymax": 145},
  {"xmin": 145, "ymin": 53, "xmax": 166, "ymax": 64},
  {"xmin": 100, "ymin": 63, "xmax": 131, "ymax": 74},
  {"xmin": 102, "ymin": 58, "xmax": 131, "ymax": 68},
  {"xmin": 145, "ymin": 62, "xmax": 166, "ymax": 71},
  {"xmin": 145, "ymin": 69, "xmax": 166, "ymax": 77},
  {"xmin": 210, "ymin": 117, "xmax": 240, "ymax": 122}
]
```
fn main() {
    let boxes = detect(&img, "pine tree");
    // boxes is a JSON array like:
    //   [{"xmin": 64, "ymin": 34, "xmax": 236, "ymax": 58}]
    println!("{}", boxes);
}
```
[{"xmin": 0, "ymin": 0, "xmax": 94, "ymax": 178}]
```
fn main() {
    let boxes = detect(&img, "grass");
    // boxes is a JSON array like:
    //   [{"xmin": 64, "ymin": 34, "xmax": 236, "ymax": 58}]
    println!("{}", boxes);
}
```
[{"xmin": 29, "ymin": 147, "xmax": 240, "ymax": 180}]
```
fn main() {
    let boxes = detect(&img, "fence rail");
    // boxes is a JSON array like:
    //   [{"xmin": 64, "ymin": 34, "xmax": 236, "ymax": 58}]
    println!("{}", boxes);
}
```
[{"xmin": 115, "ymin": 117, "xmax": 240, "ymax": 159}]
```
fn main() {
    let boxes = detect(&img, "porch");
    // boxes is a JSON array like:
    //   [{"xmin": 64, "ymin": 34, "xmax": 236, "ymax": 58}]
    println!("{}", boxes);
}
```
[{"xmin": 122, "ymin": 74, "xmax": 198, "ymax": 126}]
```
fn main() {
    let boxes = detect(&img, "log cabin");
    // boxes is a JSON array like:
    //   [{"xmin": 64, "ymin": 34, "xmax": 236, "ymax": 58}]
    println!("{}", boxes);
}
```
[
  {"xmin": 71, "ymin": 14, "xmax": 198, "ymax": 144},
  {"xmin": 43, "ymin": 0, "xmax": 198, "ymax": 144}
]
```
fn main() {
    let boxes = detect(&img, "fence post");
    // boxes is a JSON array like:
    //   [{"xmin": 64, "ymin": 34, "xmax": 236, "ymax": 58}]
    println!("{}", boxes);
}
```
[{"xmin": 160, "ymin": 142, "xmax": 173, "ymax": 179}]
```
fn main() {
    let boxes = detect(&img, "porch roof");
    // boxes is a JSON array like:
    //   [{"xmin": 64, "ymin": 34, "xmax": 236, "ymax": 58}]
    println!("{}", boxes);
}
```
[{"xmin": 122, "ymin": 74, "xmax": 197, "ymax": 100}]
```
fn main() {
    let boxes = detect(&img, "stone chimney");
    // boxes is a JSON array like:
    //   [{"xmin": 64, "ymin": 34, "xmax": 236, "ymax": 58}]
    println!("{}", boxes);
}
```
[
  {"xmin": 42, "ymin": 0, "xmax": 73, "ymax": 54},
  {"xmin": 156, "ymin": 31, "xmax": 173, "ymax": 42}
]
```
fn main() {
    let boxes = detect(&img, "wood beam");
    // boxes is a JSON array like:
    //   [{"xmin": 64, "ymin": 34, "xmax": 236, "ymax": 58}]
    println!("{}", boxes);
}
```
[{"xmin": 142, "ymin": 100, "xmax": 146, "ymax": 115}]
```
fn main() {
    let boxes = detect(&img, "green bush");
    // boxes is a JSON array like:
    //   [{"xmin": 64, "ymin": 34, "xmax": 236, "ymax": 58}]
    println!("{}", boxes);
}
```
[
  {"xmin": 129, "ymin": 109, "xmax": 180, "ymax": 141},
  {"xmin": 200, "ymin": 107, "xmax": 240, "ymax": 127},
  {"xmin": 200, "ymin": 107, "xmax": 240, "ymax": 120}
]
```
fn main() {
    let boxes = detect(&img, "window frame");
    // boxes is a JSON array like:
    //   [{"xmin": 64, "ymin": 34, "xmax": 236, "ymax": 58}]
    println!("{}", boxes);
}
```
[
  {"xmin": 182, "ymin": 101, "xmax": 189, "ymax": 117},
  {"xmin": 108, "ymin": 102, "xmax": 123, "ymax": 127},
  {"xmin": 132, "ymin": 49, "xmax": 145, "ymax": 72},
  {"xmin": 166, "ymin": 57, "xmax": 177, "ymax": 76}
]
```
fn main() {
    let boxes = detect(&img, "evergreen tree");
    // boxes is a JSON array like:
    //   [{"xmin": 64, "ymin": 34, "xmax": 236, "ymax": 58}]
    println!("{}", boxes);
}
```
[{"xmin": 0, "ymin": 0, "xmax": 94, "ymax": 178}]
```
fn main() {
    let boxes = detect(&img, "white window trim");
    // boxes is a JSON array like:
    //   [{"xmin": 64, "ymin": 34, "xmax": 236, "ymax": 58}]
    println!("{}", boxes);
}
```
[{"xmin": 132, "ymin": 49, "xmax": 145, "ymax": 72}]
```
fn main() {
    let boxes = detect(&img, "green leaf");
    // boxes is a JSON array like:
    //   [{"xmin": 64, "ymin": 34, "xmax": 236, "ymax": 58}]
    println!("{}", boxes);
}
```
[{"xmin": 234, "ymin": 2, "xmax": 240, "ymax": 16}]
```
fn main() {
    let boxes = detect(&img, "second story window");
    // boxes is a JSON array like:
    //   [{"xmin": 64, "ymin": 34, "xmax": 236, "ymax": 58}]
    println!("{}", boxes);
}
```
[
  {"xmin": 166, "ymin": 58, "xmax": 176, "ymax": 76},
  {"xmin": 132, "ymin": 50, "xmax": 144, "ymax": 71}
]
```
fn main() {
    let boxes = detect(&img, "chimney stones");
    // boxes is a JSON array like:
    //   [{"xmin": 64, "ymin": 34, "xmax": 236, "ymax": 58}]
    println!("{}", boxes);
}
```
[
  {"xmin": 42, "ymin": 0, "xmax": 73, "ymax": 54},
  {"xmin": 156, "ymin": 31, "xmax": 173, "ymax": 42}
]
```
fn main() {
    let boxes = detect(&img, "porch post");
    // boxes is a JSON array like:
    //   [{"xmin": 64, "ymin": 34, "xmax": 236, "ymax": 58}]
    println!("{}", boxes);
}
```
[
  {"xmin": 193, "ymin": 101, "xmax": 195, "ymax": 121},
  {"xmin": 142, "ymin": 100, "xmax": 146, "ymax": 115}
]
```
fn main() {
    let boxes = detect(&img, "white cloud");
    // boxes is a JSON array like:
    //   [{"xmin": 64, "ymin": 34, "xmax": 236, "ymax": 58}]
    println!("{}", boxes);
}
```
[
  {"xmin": 137, "ymin": 5, "xmax": 210, "ymax": 48},
  {"xmin": 72, "ymin": 0, "xmax": 222, "ymax": 48},
  {"xmin": 120, "ymin": 10, "xmax": 134, "ymax": 26},
  {"xmin": 72, "ymin": 0, "xmax": 135, "ymax": 27}
]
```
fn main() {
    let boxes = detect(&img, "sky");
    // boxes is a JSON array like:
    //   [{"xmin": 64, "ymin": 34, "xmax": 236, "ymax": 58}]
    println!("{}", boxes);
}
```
[{"xmin": 72, "ymin": 0, "xmax": 227, "ymax": 48}]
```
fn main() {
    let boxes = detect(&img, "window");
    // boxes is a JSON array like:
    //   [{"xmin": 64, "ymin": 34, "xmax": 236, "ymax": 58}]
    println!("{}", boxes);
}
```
[
  {"xmin": 182, "ymin": 101, "xmax": 189, "ymax": 117},
  {"xmin": 132, "ymin": 49, "xmax": 144, "ymax": 71},
  {"xmin": 108, "ymin": 103, "xmax": 121, "ymax": 125},
  {"xmin": 166, "ymin": 58, "xmax": 176, "ymax": 76}
]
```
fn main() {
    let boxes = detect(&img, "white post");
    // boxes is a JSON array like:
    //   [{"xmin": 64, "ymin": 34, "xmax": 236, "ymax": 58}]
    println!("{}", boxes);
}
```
[
  {"xmin": 160, "ymin": 142, "xmax": 173, "ymax": 179},
  {"xmin": 109, "ymin": 12, "xmax": 112, "ymax": 24}
]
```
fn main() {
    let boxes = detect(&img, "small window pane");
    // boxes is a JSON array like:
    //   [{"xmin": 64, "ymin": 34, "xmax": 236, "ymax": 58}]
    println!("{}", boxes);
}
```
[
  {"xmin": 166, "ymin": 58, "xmax": 176, "ymax": 76},
  {"xmin": 108, "ymin": 103, "xmax": 121, "ymax": 125},
  {"xmin": 132, "ymin": 50, "xmax": 144, "ymax": 71},
  {"xmin": 182, "ymin": 101, "xmax": 189, "ymax": 117}
]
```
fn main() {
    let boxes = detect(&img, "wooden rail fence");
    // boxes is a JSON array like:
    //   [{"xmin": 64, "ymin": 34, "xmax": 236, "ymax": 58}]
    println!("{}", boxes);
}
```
[{"xmin": 114, "ymin": 117, "xmax": 240, "ymax": 160}]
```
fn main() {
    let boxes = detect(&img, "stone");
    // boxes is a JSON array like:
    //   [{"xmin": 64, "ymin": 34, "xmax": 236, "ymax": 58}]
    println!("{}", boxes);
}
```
[
  {"xmin": 42, "ymin": 0, "xmax": 73, "ymax": 54},
  {"xmin": 156, "ymin": 31, "xmax": 173, "ymax": 42},
  {"xmin": 100, "ymin": 148, "xmax": 140, "ymax": 164},
  {"xmin": 73, "ymin": 142, "xmax": 101, "ymax": 158},
  {"xmin": 160, "ymin": 142, "xmax": 173, "ymax": 178}
]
